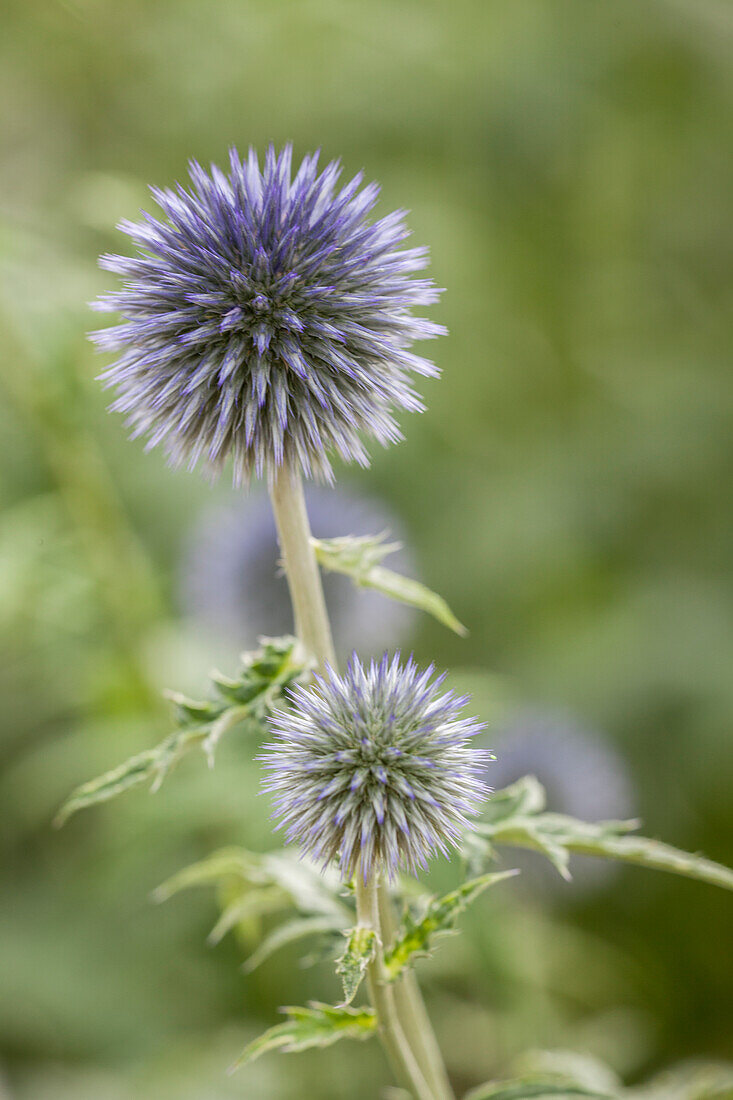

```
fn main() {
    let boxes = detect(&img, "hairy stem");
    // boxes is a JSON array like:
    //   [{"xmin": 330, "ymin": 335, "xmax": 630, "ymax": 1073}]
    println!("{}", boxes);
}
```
[
  {"xmin": 269, "ymin": 465, "xmax": 336, "ymax": 672},
  {"xmin": 355, "ymin": 870, "xmax": 435, "ymax": 1100},
  {"xmin": 378, "ymin": 882, "xmax": 455, "ymax": 1100},
  {"xmin": 268, "ymin": 464, "xmax": 443, "ymax": 1097}
]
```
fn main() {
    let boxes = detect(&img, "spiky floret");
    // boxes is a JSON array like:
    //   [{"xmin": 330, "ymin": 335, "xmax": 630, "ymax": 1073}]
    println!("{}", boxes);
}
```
[
  {"xmin": 261, "ymin": 653, "xmax": 489, "ymax": 880},
  {"xmin": 92, "ymin": 145, "xmax": 444, "ymax": 483}
]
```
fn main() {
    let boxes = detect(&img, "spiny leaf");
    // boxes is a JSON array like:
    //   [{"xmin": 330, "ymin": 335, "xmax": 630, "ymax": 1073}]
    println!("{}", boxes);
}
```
[
  {"xmin": 466, "ymin": 1054, "xmax": 733, "ymax": 1100},
  {"xmin": 154, "ymin": 847, "xmax": 350, "ymax": 915},
  {"xmin": 228, "ymin": 1001, "xmax": 376, "ymax": 1072},
  {"xmin": 258, "ymin": 851, "xmax": 350, "ymax": 918},
  {"xmin": 474, "ymin": 783, "xmax": 733, "ymax": 892},
  {"xmin": 554, "ymin": 827, "xmax": 733, "ymax": 892},
  {"xmin": 53, "ymin": 745, "xmax": 169, "ymax": 826},
  {"xmin": 482, "ymin": 775, "xmax": 547, "ymax": 824},
  {"xmin": 207, "ymin": 886, "xmax": 291, "ymax": 945},
  {"xmin": 313, "ymin": 533, "xmax": 467, "ymax": 635},
  {"xmin": 335, "ymin": 926, "xmax": 377, "ymax": 1004},
  {"xmin": 631, "ymin": 1064, "xmax": 733, "ymax": 1099},
  {"xmin": 244, "ymin": 916, "xmax": 347, "ymax": 974},
  {"xmin": 518, "ymin": 823, "xmax": 572, "ymax": 881},
  {"xmin": 154, "ymin": 846, "xmax": 352, "ymax": 960},
  {"xmin": 514, "ymin": 1051, "xmax": 621, "ymax": 1093},
  {"xmin": 152, "ymin": 848, "xmax": 261, "ymax": 903},
  {"xmin": 55, "ymin": 636, "xmax": 305, "ymax": 825},
  {"xmin": 384, "ymin": 870, "xmax": 518, "ymax": 980},
  {"xmin": 464, "ymin": 1082, "xmax": 614, "ymax": 1100}
]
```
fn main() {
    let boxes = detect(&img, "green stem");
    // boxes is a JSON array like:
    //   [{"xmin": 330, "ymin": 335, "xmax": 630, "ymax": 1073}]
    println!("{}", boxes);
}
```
[
  {"xmin": 355, "ymin": 870, "xmax": 435, "ymax": 1100},
  {"xmin": 378, "ymin": 882, "xmax": 455, "ymax": 1100},
  {"xmin": 268, "ymin": 463, "xmax": 441, "ymax": 1098},
  {"xmin": 269, "ymin": 465, "xmax": 336, "ymax": 672}
]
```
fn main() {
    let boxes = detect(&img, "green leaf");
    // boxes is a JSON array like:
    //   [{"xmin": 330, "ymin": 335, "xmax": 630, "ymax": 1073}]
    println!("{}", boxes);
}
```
[
  {"xmin": 258, "ymin": 851, "xmax": 350, "ymax": 919},
  {"xmin": 553, "ymin": 826, "xmax": 733, "ymax": 892},
  {"xmin": 52, "ymin": 744, "xmax": 173, "ymax": 826},
  {"xmin": 244, "ymin": 916, "xmax": 347, "ymax": 973},
  {"xmin": 474, "ymin": 784, "xmax": 733, "ymax": 892},
  {"xmin": 384, "ymin": 870, "xmax": 518, "ymax": 980},
  {"xmin": 514, "ymin": 1051, "xmax": 620, "ymax": 1093},
  {"xmin": 153, "ymin": 847, "xmax": 351, "ymax": 912},
  {"xmin": 464, "ymin": 1082, "xmax": 613, "ymax": 1100},
  {"xmin": 632, "ymin": 1063, "xmax": 733, "ymax": 1099},
  {"xmin": 154, "ymin": 846, "xmax": 353, "ymax": 960},
  {"xmin": 207, "ymin": 886, "xmax": 292, "ymax": 945},
  {"xmin": 229, "ymin": 1001, "xmax": 376, "ymax": 1072},
  {"xmin": 313, "ymin": 533, "xmax": 467, "ymax": 635},
  {"xmin": 55, "ymin": 636, "xmax": 306, "ymax": 825},
  {"xmin": 465, "ymin": 1053, "xmax": 733, "ymax": 1100},
  {"xmin": 335, "ymin": 926, "xmax": 377, "ymax": 1005},
  {"xmin": 152, "ymin": 848, "xmax": 261, "ymax": 903},
  {"xmin": 481, "ymin": 775, "xmax": 547, "ymax": 824}
]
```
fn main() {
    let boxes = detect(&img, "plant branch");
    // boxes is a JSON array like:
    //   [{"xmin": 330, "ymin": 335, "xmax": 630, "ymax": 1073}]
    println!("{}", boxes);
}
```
[
  {"xmin": 269, "ymin": 465, "xmax": 336, "ymax": 672},
  {"xmin": 268, "ymin": 464, "xmax": 446, "ymax": 1097},
  {"xmin": 378, "ymin": 882, "xmax": 455, "ymax": 1100},
  {"xmin": 355, "ymin": 870, "xmax": 435, "ymax": 1100}
]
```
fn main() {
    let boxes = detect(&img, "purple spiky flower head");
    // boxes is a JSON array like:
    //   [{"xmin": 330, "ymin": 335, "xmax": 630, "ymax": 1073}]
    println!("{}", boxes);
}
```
[
  {"xmin": 261, "ymin": 653, "xmax": 489, "ymax": 880},
  {"xmin": 92, "ymin": 145, "xmax": 444, "ymax": 483}
]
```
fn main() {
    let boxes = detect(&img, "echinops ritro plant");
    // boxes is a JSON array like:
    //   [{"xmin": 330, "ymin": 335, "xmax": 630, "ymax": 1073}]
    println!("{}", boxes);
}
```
[{"xmin": 59, "ymin": 144, "xmax": 733, "ymax": 1100}]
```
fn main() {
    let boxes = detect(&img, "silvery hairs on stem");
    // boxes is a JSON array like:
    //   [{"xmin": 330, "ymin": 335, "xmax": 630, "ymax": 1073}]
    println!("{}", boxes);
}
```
[
  {"xmin": 261, "ymin": 653, "xmax": 489, "ymax": 881},
  {"xmin": 178, "ymin": 486, "xmax": 417, "ymax": 655},
  {"xmin": 91, "ymin": 144, "xmax": 444, "ymax": 483}
]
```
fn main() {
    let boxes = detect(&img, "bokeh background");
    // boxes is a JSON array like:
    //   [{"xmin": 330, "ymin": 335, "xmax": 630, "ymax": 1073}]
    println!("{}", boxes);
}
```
[{"xmin": 1, "ymin": 1, "xmax": 732, "ymax": 1097}]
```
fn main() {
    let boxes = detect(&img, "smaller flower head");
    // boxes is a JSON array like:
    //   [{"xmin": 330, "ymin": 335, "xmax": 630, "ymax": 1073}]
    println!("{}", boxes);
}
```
[{"xmin": 261, "ymin": 653, "xmax": 489, "ymax": 880}]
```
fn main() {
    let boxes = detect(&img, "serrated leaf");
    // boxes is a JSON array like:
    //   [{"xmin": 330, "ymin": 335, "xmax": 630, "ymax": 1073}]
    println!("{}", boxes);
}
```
[
  {"xmin": 523, "ymin": 826, "xmax": 572, "ymax": 881},
  {"xmin": 335, "ymin": 926, "xmax": 377, "ymax": 1005},
  {"xmin": 384, "ymin": 870, "xmax": 518, "ymax": 980},
  {"xmin": 632, "ymin": 1063, "xmax": 733, "ymax": 1100},
  {"xmin": 258, "ymin": 851, "xmax": 350, "ymax": 919},
  {"xmin": 467, "ymin": 1054, "xmax": 733, "ymax": 1100},
  {"xmin": 464, "ymin": 1082, "xmax": 614, "ymax": 1100},
  {"xmin": 55, "ymin": 636, "xmax": 306, "ymax": 825},
  {"xmin": 207, "ymin": 886, "xmax": 291, "ymax": 945},
  {"xmin": 229, "ymin": 1001, "xmax": 376, "ymax": 1072},
  {"xmin": 313, "ymin": 533, "xmax": 467, "ymax": 635},
  {"xmin": 555, "ymin": 829, "xmax": 733, "ymax": 892},
  {"xmin": 152, "ymin": 848, "xmax": 261, "ymax": 903},
  {"xmin": 475, "ymin": 791, "xmax": 733, "ymax": 892},
  {"xmin": 244, "ymin": 916, "xmax": 347, "ymax": 973},
  {"xmin": 515, "ymin": 1051, "xmax": 621, "ymax": 1093},
  {"xmin": 154, "ymin": 846, "xmax": 353, "ymax": 962},
  {"xmin": 52, "ymin": 745, "xmax": 167, "ymax": 826},
  {"xmin": 482, "ymin": 775, "xmax": 547, "ymax": 824}
]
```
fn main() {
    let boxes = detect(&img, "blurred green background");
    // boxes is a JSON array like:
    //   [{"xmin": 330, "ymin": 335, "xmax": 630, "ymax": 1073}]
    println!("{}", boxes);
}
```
[{"xmin": 1, "ymin": 1, "xmax": 732, "ymax": 1097}]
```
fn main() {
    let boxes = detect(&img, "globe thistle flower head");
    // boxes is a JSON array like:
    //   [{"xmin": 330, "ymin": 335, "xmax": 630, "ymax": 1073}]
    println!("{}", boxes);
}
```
[
  {"xmin": 92, "ymin": 145, "xmax": 444, "ymax": 483},
  {"xmin": 261, "ymin": 653, "xmax": 489, "ymax": 881}
]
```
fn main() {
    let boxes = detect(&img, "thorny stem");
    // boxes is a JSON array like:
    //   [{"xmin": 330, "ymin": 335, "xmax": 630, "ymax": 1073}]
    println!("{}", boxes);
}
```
[
  {"xmin": 269, "ymin": 464, "xmax": 336, "ymax": 672},
  {"xmin": 378, "ymin": 882, "xmax": 455, "ymax": 1100},
  {"xmin": 355, "ymin": 870, "xmax": 434, "ymax": 1100},
  {"xmin": 268, "ymin": 462, "xmax": 448, "ymax": 1098}
]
